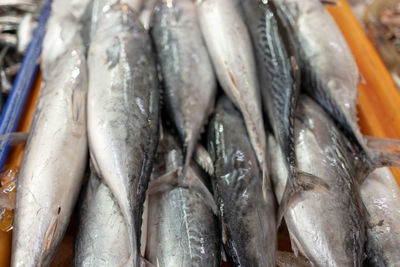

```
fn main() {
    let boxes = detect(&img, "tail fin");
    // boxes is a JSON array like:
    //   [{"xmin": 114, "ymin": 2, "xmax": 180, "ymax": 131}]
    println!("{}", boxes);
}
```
[
  {"xmin": 182, "ymin": 137, "xmax": 195, "ymax": 178},
  {"xmin": 194, "ymin": 144, "xmax": 214, "ymax": 175},
  {"xmin": 365, "ymin": 136, "xmax": 400, "ymax": 152},
  {"xmin": 276, "ymin": 170, "xmax": 330, "ymax": 227}
]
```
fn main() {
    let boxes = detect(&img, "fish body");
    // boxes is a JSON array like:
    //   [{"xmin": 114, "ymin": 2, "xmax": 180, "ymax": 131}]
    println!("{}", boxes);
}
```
[
  {"xmin": 208, "ymin": 96, "xmax": 276, "ymax": 266},
  {"xmin": 75, "ymin": 171, "xmax": 131, "ymax": 266},
  {"xmin": 11, "ymin": 0, "xmax": 88, "ymax": 264},
  {"xmin": 151, "ymin": 0, "xmax": 216, "ymax": 170},
  {"xmin": 145, "ymin": 133, "xmax": 220, "ymax": 267},
  {"xmin": 275, "ymin": 0, "xmax": 362, "ymax": 148},
  {"xmin": 269, "ymin": 95, "xmax": 366, "ymax": 267},
  {"xmin": 241, "ymin": 0, "xmax": 299, "ymax": 182},
  {"xmin": 361, "ymin": 168, "xmax": 400, "ymax": 266},
  {"xmin": 197, "ymin": 0, "xmax": 268, "ymax": 185},
  {"xmin": 87, "ymin": 4, "xmax": 159, "ymax": 266}
]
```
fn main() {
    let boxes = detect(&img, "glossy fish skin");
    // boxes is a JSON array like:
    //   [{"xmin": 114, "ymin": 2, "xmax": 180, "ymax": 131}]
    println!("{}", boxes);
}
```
[
  {"xmin": 75, "ymin": 171, "xmax": 131, "ymax": 267},
  {"xmin": 87, "ymin": 4, "xmax": 159, "ymax": 266},
  {"xmin": 151, "ymin": 0, "xmax": 216, "ymax": 170},
  {"xmin": 145, "ymin": 133, "xmax": 220, "ymax": 267},
  {"xmin": 208, "ymin": 97, "xmax": 276, "ymax": 266},
  {"xmin": 241, "ymin": 0, "xmax": 299, "ymax": 183},
  {"xmin": 197, "ymin": 0, "xmax": 268, "ymax": 185},
  {"xmin": 361, "ymin": 168, "xmax": 400, "ymax": 266},
  {"xmin": 11, "ymin": 0, "xmax": 88, "ymax": 264},
  {"xmin": 275, "ymin": 0, "xmax": 362, "ymax": 147},
  {"xmin": 269, "ymin": 95, "xmax": 366, "ymax": 267}
]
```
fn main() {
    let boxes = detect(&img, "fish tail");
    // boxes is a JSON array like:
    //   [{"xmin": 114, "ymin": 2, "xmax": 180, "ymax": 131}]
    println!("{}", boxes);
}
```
[
  {"xmin": 182, "ymin": 139, "xmax": 195, "ymax": 178},
  {"xmin": 357, "ymin": 136, "xmax": 400, "ymax": 183},
  {"xmin": 276, "ymin": 168, "xmax": 330, "ymax": 227},
  {"xmin": 193, "ymin": 144, "xmax": 214, "ymax": 175}
]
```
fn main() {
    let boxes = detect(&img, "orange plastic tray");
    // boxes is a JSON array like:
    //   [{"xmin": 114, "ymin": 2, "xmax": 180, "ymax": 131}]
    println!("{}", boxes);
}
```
[{"xmin": 326, "ymin": 0, "xmax": 400, "ymax": 187}]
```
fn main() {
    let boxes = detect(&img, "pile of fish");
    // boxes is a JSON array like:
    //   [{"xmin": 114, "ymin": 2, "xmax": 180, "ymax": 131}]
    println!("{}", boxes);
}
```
[
  {"xmin": 6, "ymin": 0, "xmax": 400, "ymax": 266},
  {"xmin": 0, "ymin": 0, "xmax": 43, "ymax": 113}
]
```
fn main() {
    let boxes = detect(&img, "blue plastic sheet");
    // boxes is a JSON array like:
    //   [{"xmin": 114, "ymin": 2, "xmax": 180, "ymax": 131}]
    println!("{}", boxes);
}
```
[{"xmin": 0, "ymin": 0, "xmax": 52, "ymax": 170}]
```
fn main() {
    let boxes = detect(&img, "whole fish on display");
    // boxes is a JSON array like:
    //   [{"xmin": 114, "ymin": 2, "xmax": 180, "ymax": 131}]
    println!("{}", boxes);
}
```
[
  {"xmin": 196, "ymin": 0, "xmax": 269, "ymax": 193},
  {"xmin": 208, "ymin": 96, "xmax": 276, "ymax": 266},
  {"xmin": 145, "ymin": 131, "xmax": 220, "ymax": 267},
  {"xmin": 151, "ymin": 0, "xmax": 216, "ymax": 175},
  {"xmin": 87, "ymin": 2, "xmax": 159, "ymax": 266},
  {"xmin": 269, "ymin": 95, "xmax": 366, "ymax": 267},
  {"xmin": 11, "ymin": 0, "xmax": 90, "ymax": 264},
  {"xmin": 241, "ymin": 0, "xmax": 301, "ymax": 222}
]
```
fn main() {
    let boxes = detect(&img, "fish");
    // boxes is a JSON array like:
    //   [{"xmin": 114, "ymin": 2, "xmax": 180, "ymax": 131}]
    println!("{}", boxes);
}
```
[
  {"xmin": 11, "ymin": 0, "xmax": 89, "ymax": 264},
  {"xmin": 269, "ymin": 95, "xmax": 366, "ymax": 266},
  {"xmin": 196, "ymin": 0, "xmax": 269, "ymax": 193},
  {"xmin": 74, "ymin": 170, "xmax": 131, "ymax": 266},
  {"xmin": 87, "ymin": 3, "xmax": 159, "ymax": 266},
  {"xmin": 145, "ymin": 131, "xmax": 220, "ymax": 266},
  {"xmin": 241, "ymin": 0, "xmax": 300, "ymax": 221},
  {"xmin": 361, "ymin": 167, "xmax": 400, "ymax": 266},
  {"xmin": 139, "ymin": 0, "xmax": 157, "ymax": 30},
  {"xmin": 151, "ymin": 0, "xmax": 216, "ymax": 175},
  {"xmin": 207, "ymin": 96, "xmax": 276, "ymax": 266},
  {"xmin": 274, "ymin": 0, "xmax": 361, "ymax": 144}
]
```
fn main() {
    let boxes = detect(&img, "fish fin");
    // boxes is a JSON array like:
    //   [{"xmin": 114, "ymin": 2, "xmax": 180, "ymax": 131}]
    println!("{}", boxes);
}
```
[
  {"xmin": 41, "ymin": 213, "xmax": 59, "ymax": 256},
  {"xmin": 147, "ymin": 167, "xmax": 217, "ymax": 214},
  {"xmin": 261, "ymin": 163, "xmax": 272, "ymax": 202},
  {"xmin": 287, "ymin": 230, "xmax": 309, "ymax": 262},
  {"xmin": 276, "ymin": 251, "xmax": 310, "ymax": 267},
  {"xmin": 369, "ymin": 150, "xmax": 400, "ymax": 169},
  {"xmin": 147, "ymin": 168, "xmax": 181, "ymax": 195},
  {"xmin": 89, "ymin": 151, "xmax": 102, "ymax": 178},
  {"xmin": 365, "ymin": 136, "xmax": 400, "ymax": 152},
  {"xmin": 139, "ymin": 256, "xmax": 155, "ymax": 267},
  {"xmin": 0, "ymin": 132, "xmax": 28, "ymax": 146},
  {"xmin": 221, "ymin": 246, "xmax": 228, "ymax": 262},
  {"xmin": 182, "ymin": 138, "xmax": 195, "ymax": 179},
  {"xmin": 320, "ymin": 0, "xmax": 338, "ymax": 5},
  {"xmin": 221, "ymin": 219, "xmax": 228, "ymax": 245},
  {"xmin": 184, "ymin": 167, "xmax": 218, "ymax": 214},
  {"xmin": 276, "ymin": 170, "xmax": 330, "ymax": 227},
  {"xmin": 194, "ymin": 144, "xmax": 214, "ymax": 175}
]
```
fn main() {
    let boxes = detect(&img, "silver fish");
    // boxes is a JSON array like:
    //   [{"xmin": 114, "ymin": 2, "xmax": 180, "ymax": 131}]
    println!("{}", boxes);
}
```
[
  {"xmin": 11, "ymin": 0, "xmax": 89, "ymax": 264},
  {"xmin": 269, "ymin": 95, "xmax": 366, "ymax": 267},
  {"xmin": 145, "ymin": 132, "xmax": 220, "ymax": 267},
  {"xmin": 196, "ymin": 0, "xmax": 269, "ymax": 192},
  {"xmin": 74, "ymin": 170, "xmax": 131, "ymax": 266},
  {"xmin": 87, "ymin": 3, "xmax": 159, "ymax": 266},
  {"xmin": 151, "ymin": 0, "xmax": 216, "ymax": 174},
  {"xmin": 241, "ymin": 0, "xmax": 300, "ymax": 221},
  {"xmin": 207, "ymin": 96, "xmax": 276, "ymax": 266},
  {"xmin": 241, "ymin": 0, "xmax": 299, "ymax": 167},
  {"xmin": 275, "ymin": 0, "xmax": 362, "ymax": 151},
  {"xmin": 361, "ymin": 168, "xmax": 400, "ymax": 266}
]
